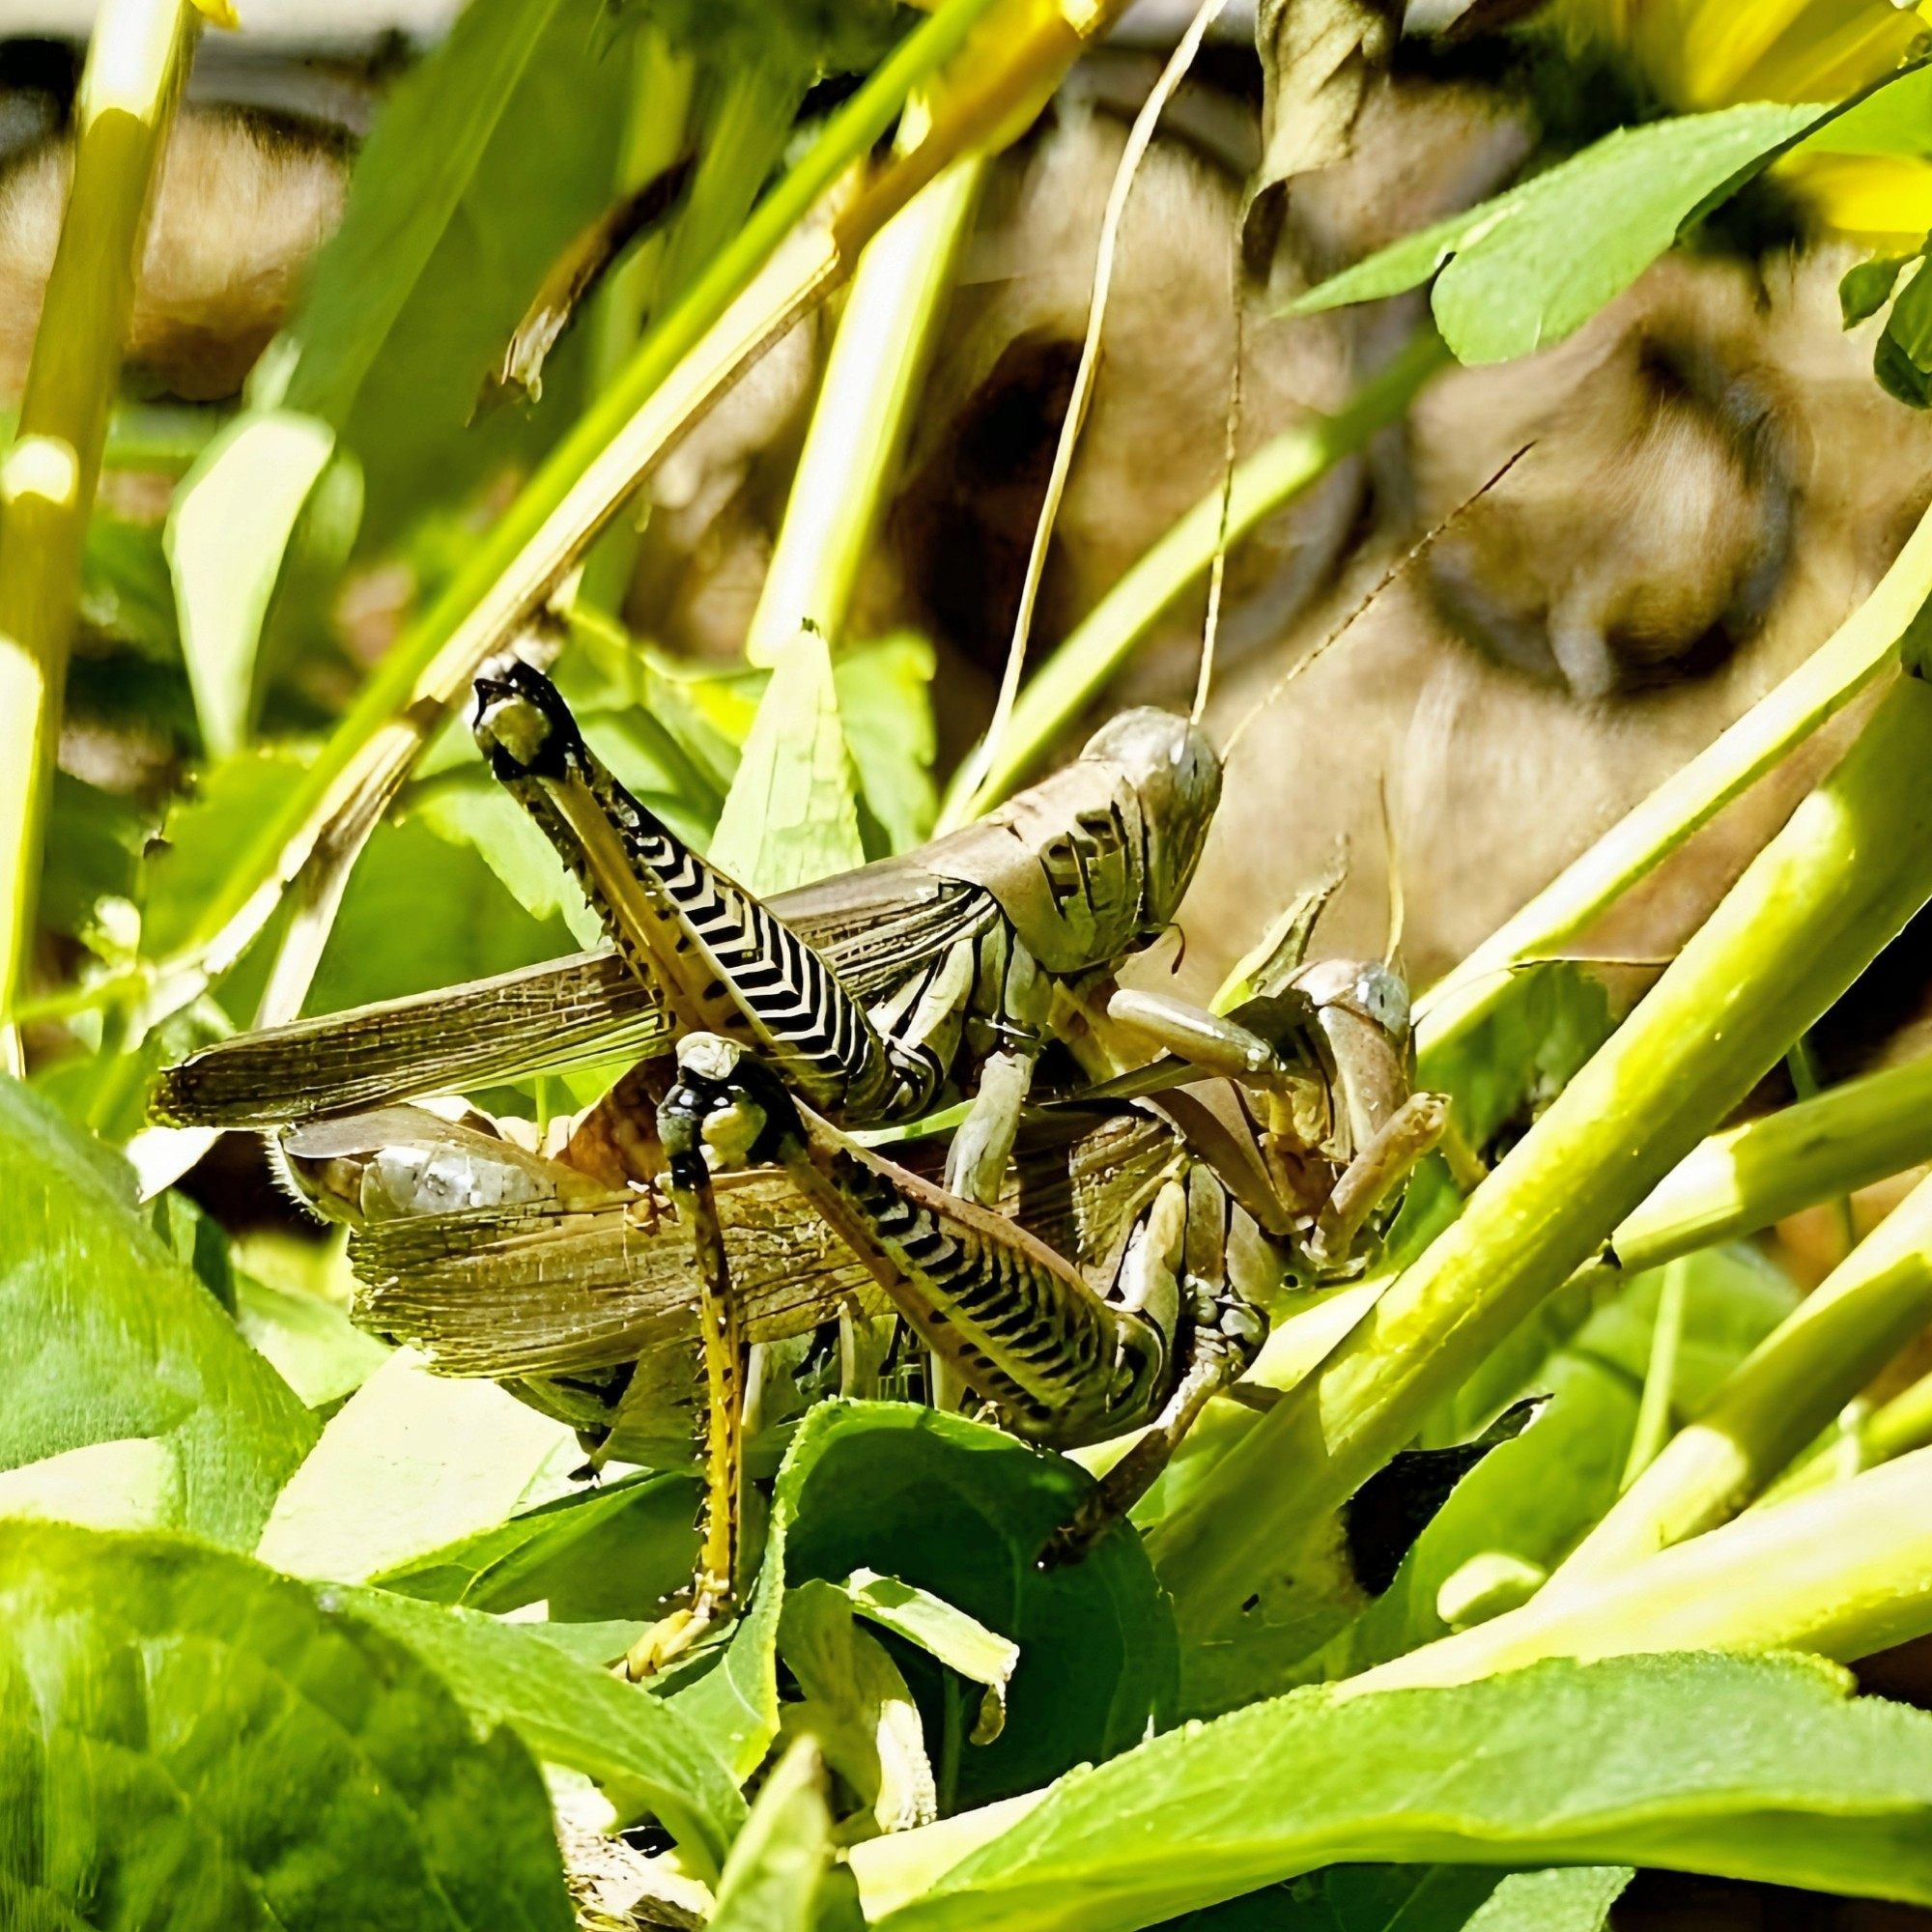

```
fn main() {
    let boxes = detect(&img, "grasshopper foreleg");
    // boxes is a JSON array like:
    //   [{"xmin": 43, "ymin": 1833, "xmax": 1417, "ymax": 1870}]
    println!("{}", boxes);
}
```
[{"xmin": 624, "ymin": 1046, "xmax": 749, "ymax": 1680}]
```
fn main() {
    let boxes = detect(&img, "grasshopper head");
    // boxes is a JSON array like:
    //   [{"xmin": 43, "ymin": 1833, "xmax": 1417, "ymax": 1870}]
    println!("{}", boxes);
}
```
[
  {"xmin": 472, "ymin": 659, "xmax": 587, "ymax": 781},
  {"xmin": 1082, "ymin": 708, "xmax": 1222, "ymax": 930},
  {"xmin": 663, "ymin": 1034, "xmax": 801, "ymax": 1179}
]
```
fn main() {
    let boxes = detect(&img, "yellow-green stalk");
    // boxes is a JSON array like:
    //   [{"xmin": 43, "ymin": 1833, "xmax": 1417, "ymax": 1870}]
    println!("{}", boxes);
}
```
[
  {"xmin": 746, "ymin": 136, "xmax": 985, "ymax": 665},
  {"xmin": 1347, "ymin": 1443, "xmax": 1932, "ymax": 1694},
  {"xmin": 1546, "ymin": 1170, "xmax": 1932, "ymax": 1594},
  {"xmin": 0, "ymin": 0, "xmax": 195, "ymax": 1065}
]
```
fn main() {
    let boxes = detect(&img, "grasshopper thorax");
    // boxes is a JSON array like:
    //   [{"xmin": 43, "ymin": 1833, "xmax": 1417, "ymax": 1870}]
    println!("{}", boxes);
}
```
[{"xmin": 1082, "ymin": 709, "xmax": 1222, "ymax": 933}]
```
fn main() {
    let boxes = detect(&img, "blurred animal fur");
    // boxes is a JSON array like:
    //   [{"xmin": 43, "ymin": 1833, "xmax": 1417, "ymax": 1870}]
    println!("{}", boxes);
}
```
[{"xmin": 0, "ymin": 105, "xmax": 346, "ymax": 401}]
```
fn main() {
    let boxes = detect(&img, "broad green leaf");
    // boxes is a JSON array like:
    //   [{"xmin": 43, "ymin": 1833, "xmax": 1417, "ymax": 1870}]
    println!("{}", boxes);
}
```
[
  {"xmin": 836, "ymin": 634, "xmax": 939, "ymax": 856},
  {"xmin": 255, "ymin": 1347, "xmax": 580, "ymax": 1582},
  {"xmin": 232, "ymin": 1270, "xmax": 390, "ymax": 1409},
  {"xmin": 0, "ymin": 1077, "xmax": 314, "ymax": 1548},
  {"xmin": 1151, "ymin": 1862, "xmax": 1631, "ymax": 1932},
  {"xmin": 335, "ymin": 1584, "xmax": 747, "ymax": 1872},
  {"xmin": 860, "ymin": 1654, "xmax": 1932, "ymax": 1929},
  {"xmin": 270, "ymin": 0, "xmax": 568, "ymax": 430},
  {"xmin": 374, "ymin": 1467, "xmax": 701, "ymax": 1622},
  {"xmin": 1841, "ymin": 249, "xmax": 1916, "ymax": 328},
  {"xmin": 709, "ymin": 1738, "xmax": 838, "ymax": 1932},
  {"xmin": 79, "ymin": 512, "xmax": 180, "ymax": 660},
  {"xmin": 666, "ymin": 1402, "xmax": 1176, "ymax": 1800},
  {"xmin": 38, "ymin": 771, "xmax": 148, "ymax": 954},
  {"xmin": 0, "ymin": 1521, "xmax": 572, "ymax": 1931},
  {"xmin": 408, "ymin": 770, "xmax": 607, "ymax": 947},
  {"xmin": 302, "ymin": 813, "xmax": 577, "ymax": 1016},
  {"xmin": 1292, "ymin": 103, "xmax": 1822, "ymax": 362},
  {"xmin": 164, "ymin": 409, "xmax": 335, "ymax": 758},
  {"xmin": 709, "ymin": 628, "xmax": 867, "ymax": 896},
  {"xmin": 770, "ymin": 1401, "xmax": 1175, "ymax": 1809},
  {"xmin": 297, "ymin": 0, "xmax": 634, "ymax": 545}
]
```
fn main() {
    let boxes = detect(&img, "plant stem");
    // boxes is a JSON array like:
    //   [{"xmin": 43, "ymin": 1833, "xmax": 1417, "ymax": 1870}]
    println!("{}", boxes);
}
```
[
  {"xmin": 939, "ymin": 328, "xmax": 1450, "ymax": 828},
  {"xmin": 1608, "ymin": 1048, "xmax": 1932, "ymax": 1275},
  {"xmin": 1147, "ymin": 670, "xmax": 1932, "ymax": 1664},
  {"xmin": 1413, "ymin": 497, "xmax": 1932, "ymax": 1074},
  {"xmin": 0, "ymin": 0, "xmax": 191, "ymax": 1063},
  {"xmin": 1345, "ymin": 1442, "xmax": 1932, "ymax": 1694},
  {"xmin": 1618, "ymin": 1257, "xmax": 1687, "ymax": 1491},
  {"xmin": 1544, "ymin": 1170, "xmax": 1932, "ymax": 1593},
  {"xmin": 746, "ymin": 143, "xmax": 985, "ymax": 665}
]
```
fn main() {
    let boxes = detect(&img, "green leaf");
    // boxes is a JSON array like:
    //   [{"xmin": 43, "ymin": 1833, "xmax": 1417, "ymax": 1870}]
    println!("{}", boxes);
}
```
[
  {"xmin": 79, "ymin": 512, "xmax": 180, "ymax": 660},
  {"xmin": 0, "ymin": 1521, "xmax": 572, "ymax": 1930},
  {"xmin": 408, "ymin": 770, "xmax": 608, "ymax": 947},
  {"xmin": 709, "ymin": 628, "xmax": 867, "ymax": 896},
  {"xmin": 859, "ymin": 1654, "xmax": 1932, "ymax": 1929},
  {"xmin": 255, "ymin": 1348, "xmax": 582, "ymax": 1583},
  {"xmin": 1292, "ymin": 102, "xmax": 1822, "ymax": 362},
  {"xmin": 302, "ymin": 812, "xmax": 578, "ymax": 1016},
  {"xmin": 1151, "ymin": 1863, "xmax": 1630, "ymax": 1932},
  {"xmin": 0, "ymin": 1076, "xmax": 315, "ymax": 1548},
  {"xmin": 1840, "ymin": 250, "xmax": 1916, "ymax": 329},
  {"xmin": 39, "ymin": 771, "xmax": 149, "ymax": 955},
  {"xmin": 286, "ymin": 0, "xmax": 635, "ymax": 546},
  {"xmin": 842, "ymin": 1568, "xmax": 1019, "ymax": 1745},
  {"xmin": 770, "ymin": 1401, "xmax": 1176, "ymax": 1809},
  {"xmin": 1878, "ymin": 259, "xmax": 1932, "ymax": 408},
  {"xmin": 164, "ymin": 409, "xmax": 336, "ymax": 758},
  {"xmin": 1416, "ymin": 960, "xmax": 1615, "ymax": 1152},
  {"xmin": 709, "ymin": 1737, "xmax": 838, "ymax": 1932},
  {"xmin": 835, "ymin": 634, "xmax": 939, "ymax": 857},
  {"xmin": 0, "ymin": 1436, "xmax": 180, "ymax": 1533},
  {"xmin": 373, "ymin": 1467, "xmax": 701, "ymax": 1622},
  {"xmin": 232, "ymin": 1270, "xmax": 390, "ymax": 1410},
  {"xmin": 779, "ymin": 1580, "xmax": 935, "ymax": 1835},
  {"xmin": 333, "ymin": 1583, "xmax": 748, "ymax": 1873},
  {"xmin": 139, "ymin": 747, "xmax": 309, "ymax": 963}
]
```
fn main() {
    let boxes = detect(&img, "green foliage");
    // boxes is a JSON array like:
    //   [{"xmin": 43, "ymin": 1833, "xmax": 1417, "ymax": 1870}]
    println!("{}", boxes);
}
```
[
  {"xmin": 1152, "ymin": 1863, "xmax": 1631, "ymax": 1932},
  {"xmin": 336, "ymin": 1583, "xmax": 747, "ymax": 1869},
  {"xmin": 0, "ymin": 1521, "xmax": 573, "ymax": 1930},
  {"xmin": 865, "ymin": 1654, "xmax": 1932, "ymax": 1930},
  {"xmin": 0, "ymin": 1076, "xmax": 314, "ymax": 1548},
  {"xmin": 1293, "ymin": 66, "xmax": 1932, "ymax": 363}
]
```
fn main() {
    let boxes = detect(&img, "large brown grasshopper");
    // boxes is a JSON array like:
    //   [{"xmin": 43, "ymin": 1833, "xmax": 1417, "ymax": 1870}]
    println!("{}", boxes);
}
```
[{"xmin": 156, "ymin": 658, "xmax": 1224, "ymax": 1209}]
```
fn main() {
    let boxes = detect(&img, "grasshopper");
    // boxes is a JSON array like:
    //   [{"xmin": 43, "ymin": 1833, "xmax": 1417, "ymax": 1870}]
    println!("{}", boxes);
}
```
[
  {"xmin": 157, "ymin": 659, "xmax": 1223, "ymax": 1211},
  {"xmin": 282, "ymin": 941, "xmax": 1443, "ymax": 1664}
]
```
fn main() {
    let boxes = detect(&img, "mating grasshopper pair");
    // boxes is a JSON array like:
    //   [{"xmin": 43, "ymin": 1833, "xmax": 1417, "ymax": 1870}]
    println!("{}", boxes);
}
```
[{"xmin": 159, "ymin": 661, "xmax": 1443, "ymax": 1664}]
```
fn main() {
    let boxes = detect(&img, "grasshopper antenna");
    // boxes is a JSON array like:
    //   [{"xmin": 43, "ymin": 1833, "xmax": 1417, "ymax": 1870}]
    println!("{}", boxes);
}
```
[
  {"xmin": 1192, "ymin": 243, "xmax": 1244, "ymax": 727},
  {"xmin": 1378, "ymin": 770, "xmax": 1406, "ymax": 972},
  {"xmin": 1220, "ymin": 441, "xmax": 1534, "ymax": 762},
  {"xmin": 949, "ymin": 0, "xmax": 1230, "ymax": 826}
]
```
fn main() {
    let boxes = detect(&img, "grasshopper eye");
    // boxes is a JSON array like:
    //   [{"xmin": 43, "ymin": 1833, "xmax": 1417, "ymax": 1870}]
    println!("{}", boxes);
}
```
[{"xmin": 1355, "ymin": 963, "xmax": 1411, "ymax": 1042}]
